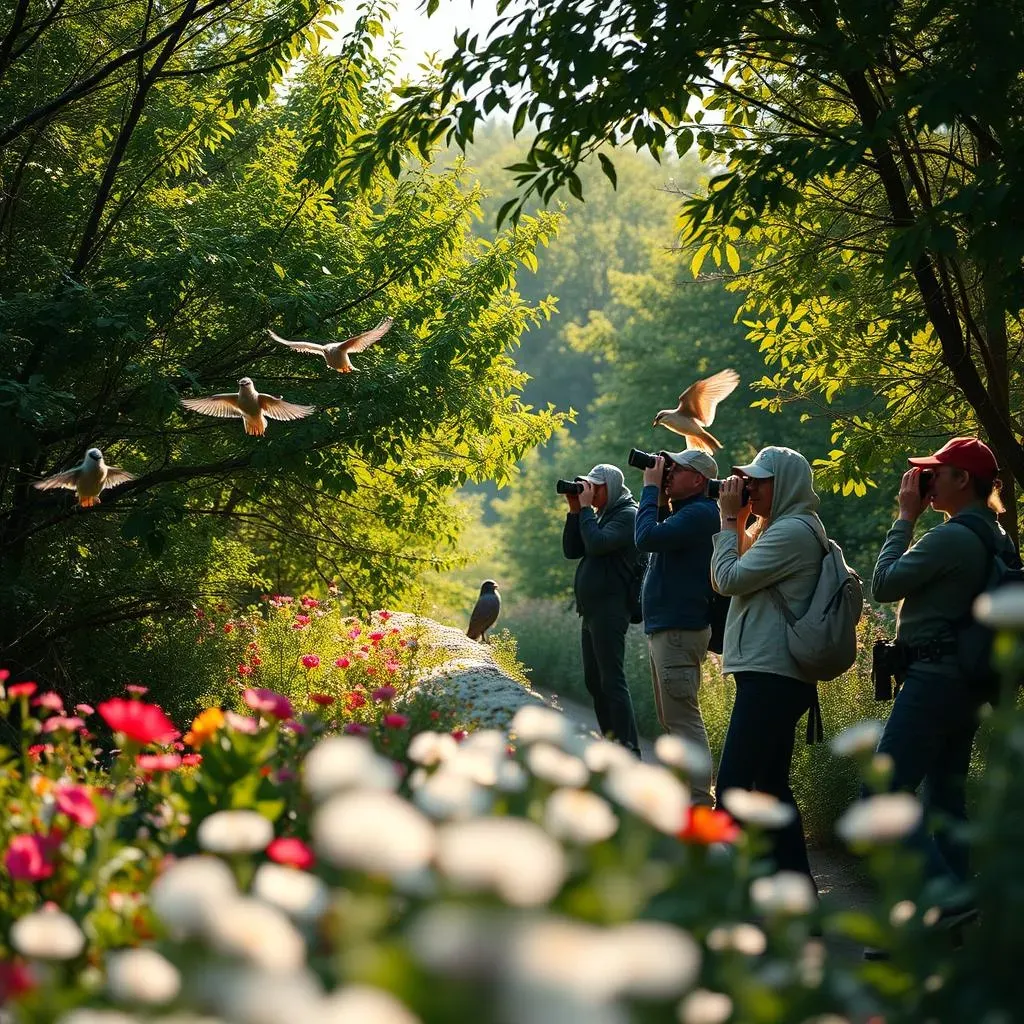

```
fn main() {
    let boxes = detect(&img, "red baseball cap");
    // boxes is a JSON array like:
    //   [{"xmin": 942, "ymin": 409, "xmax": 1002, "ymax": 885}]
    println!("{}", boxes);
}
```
[{"xmin": 908, "ymin": 437, "xmax": 998, "ymax": 478}]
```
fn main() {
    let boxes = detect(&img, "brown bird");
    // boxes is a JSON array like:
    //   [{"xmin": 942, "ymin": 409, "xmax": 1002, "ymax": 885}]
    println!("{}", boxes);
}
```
[
  {"xmin": 180, "ymin": 377, "xmax": 315, "ymax": 437},
  {"xmin": 467, "ymin": 580, "xmax": 501, "ymax": 643},
  {"xmin": 33, "ymin": 447, "xmax": 134, "ymax": 507},
  {"xmin": 268, "ymin": 318, "xmax": 394, "ymax": 373},
  {"xmin": 653, "ymin": 368, "xmax": 740, "ymax": 453}
]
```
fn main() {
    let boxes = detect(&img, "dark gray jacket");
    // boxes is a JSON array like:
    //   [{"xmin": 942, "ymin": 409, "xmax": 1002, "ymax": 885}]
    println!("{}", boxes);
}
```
[{"xmin": 562, "ymin": 466, "xmax": 638, "ymax": 619}]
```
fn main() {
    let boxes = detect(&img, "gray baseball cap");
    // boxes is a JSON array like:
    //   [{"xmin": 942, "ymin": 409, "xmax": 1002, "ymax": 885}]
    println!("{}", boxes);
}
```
[
  {"xmin": 731, "ymin": 451, "xmax": 775, "ymax": 480},
  {"xmin": 665, "ymin": 450, "xmax": 718, "ymax": 479}
]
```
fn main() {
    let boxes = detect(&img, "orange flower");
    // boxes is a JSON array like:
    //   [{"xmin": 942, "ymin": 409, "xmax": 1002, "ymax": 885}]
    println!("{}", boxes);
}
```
[
  {"xmin": 183, "ymin": 707, "xmax": 224, "ymax": 748},
  {"xmin": 678, "ymin": 805, "xmax": 741, "ymax": 845}
]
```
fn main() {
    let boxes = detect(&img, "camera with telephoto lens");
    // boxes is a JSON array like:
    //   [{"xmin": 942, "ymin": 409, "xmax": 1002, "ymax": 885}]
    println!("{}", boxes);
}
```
[
  {"xmin": 555, "ymin": 479, "xmax": 585, "ymax": 496},
  {"xmin": 871, "ymin": 638, "xmax": 907, "ymax": 701},
  {"xmin": 918, "ymin": 468, "xmax": 934, "ymax": 498},
  {"xmin": 705, "ymin": 477, "xmax": 751, "ymax": 506},
  {"xmin": 627, "ymin": 448, "xmax": 662, "ymax": 471}
]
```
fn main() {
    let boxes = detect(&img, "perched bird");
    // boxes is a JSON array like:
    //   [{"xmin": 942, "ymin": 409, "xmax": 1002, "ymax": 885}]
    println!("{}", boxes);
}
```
[
  {"xmin": 180, "ymin": 377, "xmax": 315, "ymax": 436},
  {"xmin": 653, "ymin": 368, "xmax": 740, "ymax": 452},
  {"xmin": 467, "ymin": 580, "xmax": 501, "ymax": 642},
  {"xmin": 33, "ymin": 447, "xmax": 134, "ymax": 507},
  {"xmin": 268, "ymin": 317, "xmax": 394, "ymax": 373}
]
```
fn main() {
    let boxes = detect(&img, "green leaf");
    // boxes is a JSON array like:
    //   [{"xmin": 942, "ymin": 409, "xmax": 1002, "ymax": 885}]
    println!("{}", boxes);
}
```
[{"xmin": 597, "ymin": 152, "xmax": 617, "ymax": 189}]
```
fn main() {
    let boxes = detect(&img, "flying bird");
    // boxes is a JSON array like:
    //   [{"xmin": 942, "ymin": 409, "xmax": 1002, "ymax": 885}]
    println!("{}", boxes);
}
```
[
  {"xmin": 653, "ymin": 368, "xmax": 740, "ymax": 453},
  {"xmin": 180, "ymin": 377, "xmax": 315, "ymax": 437},
  {"xmin": 467, "ymin": 580, "xmax": 501, "ymax": 643},
  {"xmin": 33, "ymin": 447, "xmax": 134, "ymax": 507},
  {"xmin": 268, "ymin": 317, "xmax": 394, "ymax": 373}
]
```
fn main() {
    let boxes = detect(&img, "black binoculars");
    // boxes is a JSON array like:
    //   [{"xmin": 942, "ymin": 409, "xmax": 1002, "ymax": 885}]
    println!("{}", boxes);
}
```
[
  {"xmin": 871, "ymin": 639, "xmax": 906, "ymax": 700},
  {"xmin": 918, "ymin": 468, "xmax": 934, "ymax": 498},
  {"xmin": 555, "ymin": 479, "xmax": 585, "ymax": 495},
  {"xmin": 705, "ymin": 478, "xmax": 751, "ymax": 505},
  {"xmin": 627, "ymin": 448, "xmax": 664, "ymax": 471}
]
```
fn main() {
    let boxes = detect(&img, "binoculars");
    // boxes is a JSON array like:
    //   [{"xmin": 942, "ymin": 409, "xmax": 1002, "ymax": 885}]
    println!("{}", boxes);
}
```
[
  {"xmin": 555, "ymin": 479, "xmax": 585, "ymax": 496},
  {"xmin": 918, "ymin": 468, "xmax": 934, "ymax": 498},
  {"xmin": 628, "ymin": 449, "xmax": 750, "ymax": 504}
]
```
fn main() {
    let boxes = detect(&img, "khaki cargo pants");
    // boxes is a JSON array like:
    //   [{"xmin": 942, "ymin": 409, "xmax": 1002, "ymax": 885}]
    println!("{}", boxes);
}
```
[{"xmin": 648, "ymin": 626, "xmax": 714, "ymax": 806}]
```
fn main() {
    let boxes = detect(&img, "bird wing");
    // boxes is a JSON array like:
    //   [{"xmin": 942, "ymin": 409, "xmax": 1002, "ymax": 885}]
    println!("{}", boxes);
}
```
[
  {"xmin": 267, "ymin": 329, "xmax": 328, "ymax": 356},
  {"xmin": 340, "ymin": 317, "xmax": 394, "ymax": 355},
  {"xmin": 181, "ymin": 395, "xmax": 243, "ymax": 418},
  {"xmin": 467, "ymin": 594, "xmax": 500, "ymax": 637},
  {"xmin": 258, "ymin": 395, "xmax": 316, "ymax": 421},
  {"xmin": 676, "ymin": 368, "xmax": 740, "ymax": 426},
  {"xmin": 33, "ymin": 469, "xmax": 81, "ymax": 491},
  {"xmin": 102, "ymin": 467, "xmax": 136, "ymax": 488}
]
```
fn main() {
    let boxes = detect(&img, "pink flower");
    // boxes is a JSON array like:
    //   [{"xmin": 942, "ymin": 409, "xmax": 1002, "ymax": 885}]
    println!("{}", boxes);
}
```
[
  {"xmin": 378, "ymin": 611, "xmax": 392, "ymax": 622},
  {"xmin": 55, "ymin": 785, "xmax": 98, "ymax": 827},
  {"xmin": 452, "ymin": 729, "xmax": 468, "ymax": 743},
  {"xmin": 8, "ymin": 682, "xmax": 37, "ymax": 699},
  {"xmin": 27, "ymin": 744, "xmax": 53, "ymax": 759},
  {"xmin": 371, "ymin": 685, "xmax": 396, "ymax": 703},
  {"xmin": 266, "ymin": 837, "xmax": 315, "ymax": 870},
  {"xmin": 75, "ymin": 703, "xmax": 94, "ymax": 716},
  {"xmin": 334, "ymin": 657, "xmax": 350, "ymax": 669},
  {"xmin": 347, "ymin": 627, "xmax": 362, "ymax": 639},
  {"xmin": 385, "ymin": 660, "xmax": 402, "ymax": 674},
  {"xmin": 4, "ymin": 834, "xmax": 58, "ymax": 881},
  {"xmin": 282, "ymin": 719, "xmax": 307, "ymax": 734},
  {"xmin": 243, "ymin": 688, "xmax": 293, "ymax": 720},
  {"xmin": 300, "ymin": 597, "xmax": 320, "ymax": 610},
  {"xmin": 300, "ymin": 654, "xmax": 321, "ymax": 670},
  {"xmin": 0, "ymin": 669, "xmax": 7, "ymax": 682},
  {"xmin": 238, "ymin": 664, "xmax": 253, "ymax": 677},
  {"xmin": 182, "ymin": 753, "xmax": 202, "ymax": 767},
  {"xmin": 292, "ymin": 615, "xmax": 311, "ymax": 630},
  {"xmin": 344, "ymin": 722, "xmax": 370, "ymax": 736},
  {"xmin": 382, "ymin": 713, "xmax": 410, "ymax": 729},
  {"xmin": 354, "ymin": 650, "xmax": 370, "ymax": 661},
  {"xmin": 42, "ymin": 716, "xmax": 86, "ymax": 733},
  {"xmin": 225, "ymin": 711, "xmax": 260, "ymax": 734},
  {"xmin": 31, "ymin": 692, "xmax": 64, "ymax": 713},
  {"xmin": 310, "ymin": 694, "xmax": 335, "ymax": 706},
  {"xmin": 136, "ymin": 753, "xmax": 182, "ymax": 772},
  {"xmin": 98, "ymin": 700, "xmax": 177, "ymax": 745},
  {"xmin": 125, "ymin": 685, "xmax": 149, "ymax": 696}
]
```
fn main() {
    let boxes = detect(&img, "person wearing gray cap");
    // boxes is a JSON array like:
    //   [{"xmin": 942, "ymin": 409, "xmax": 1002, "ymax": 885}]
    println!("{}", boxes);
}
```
[
  {"xmin": 634, "ymin": 449, "xmax": 721, "ymax": 806},
  {"xmin": 711, "ymin": 446, "xmax": 827, "ymax": 881},
  {"xmin": 562, "ymin": 463, "xmax": 641, "ymax": 755}
]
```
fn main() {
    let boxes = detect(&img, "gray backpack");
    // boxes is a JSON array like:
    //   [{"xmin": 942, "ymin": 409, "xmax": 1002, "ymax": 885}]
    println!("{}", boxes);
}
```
[{"xmin": 768, "ymin": 517, "xmax": 864, "ymax": 683}]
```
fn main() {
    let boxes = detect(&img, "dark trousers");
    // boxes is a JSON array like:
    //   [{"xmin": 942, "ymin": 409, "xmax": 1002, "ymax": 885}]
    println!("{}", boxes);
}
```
[
  {"xmin": 716, "ymin": 671, "xmax": 813, "ymax": 878},
  {"xmin": 581, "ymin": 610, "xmax": 640, "ymax": 754},
  {"xmin": 873, "ymin": 670, "xmax": 981, "ymax": 883}
]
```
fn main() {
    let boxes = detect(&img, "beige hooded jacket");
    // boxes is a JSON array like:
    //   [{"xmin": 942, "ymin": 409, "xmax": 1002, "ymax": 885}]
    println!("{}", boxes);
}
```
[{"xmin": 710, "ymin": 447, "xmax": 826, "ymax": 683}]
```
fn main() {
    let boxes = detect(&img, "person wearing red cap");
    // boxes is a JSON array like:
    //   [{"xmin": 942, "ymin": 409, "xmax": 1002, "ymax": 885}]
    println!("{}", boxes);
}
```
[{"xmin": 870, "ymin": 435, "xmax": 1017, "ymax": 909}]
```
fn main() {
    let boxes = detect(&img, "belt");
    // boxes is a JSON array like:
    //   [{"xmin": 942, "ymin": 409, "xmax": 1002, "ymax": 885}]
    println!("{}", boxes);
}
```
[{"xmin": 902, "ymin": 639, "xmax": 957, "ymax": 664}]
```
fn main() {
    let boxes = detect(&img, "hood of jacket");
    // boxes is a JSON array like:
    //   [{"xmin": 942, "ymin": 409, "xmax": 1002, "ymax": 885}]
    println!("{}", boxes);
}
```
[
  {"xmin": 595, "ymin": 464, "xmax": 635, "ymax": 520},
  {"xmin": 746, "ymin": 446, "xmax": 825, "ymax": 539}
]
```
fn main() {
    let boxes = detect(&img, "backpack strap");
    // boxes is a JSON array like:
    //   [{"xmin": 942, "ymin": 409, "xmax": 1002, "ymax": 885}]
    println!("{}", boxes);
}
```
[
  {"xmin": 950, "ymin": 513, "xmax": 1022, "ymax": 568},
  {"xmin": 766, "ymin": 515, "xmax": 828, "ymax": 623}
]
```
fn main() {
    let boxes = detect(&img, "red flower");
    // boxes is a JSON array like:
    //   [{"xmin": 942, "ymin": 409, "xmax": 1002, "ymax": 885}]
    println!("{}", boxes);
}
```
[
  {"xmin": 300, "ymin": 654, "xmax": 321, "ymax": 670},
  {"xmin": 292, "ymin": 614, "xmax": 311, "ymax": 629},
  {"xmin": 0, "ymin": 669, "xmax": 7, "ymax": 682},
  {"xmin": 27, "ymin": 744, "xmax": 53, "ymax": 759},
  {"xmin": 125, "ymin": 685, "xmax": 149, "ymax": 695},
  {"xmin": 344, "ymin": 722, "xmax": 370, "ymax": 736},
  {"xmin": 310, "ymin": 694, "xmax": 335, "ymax": 706},
  {"xmin": 136, "ymin": 753, "xmax": 182, "ymax": 772},
  {"xmin": 429, "ymin": 710, "xmax": 440, "ymax": 721},
  {"xmin": 182, "ymin": 753, "xmax": 202, "ymax": 767},
  {"xmin": 345, "ymin": 692, "xmax": 366, "ymax": 711},
  {"xmin": 452, "ymin": 729, "xmax": 468, "ymax": 743},
  {"xmin": 4, "ymin": 834, "xmax": 58, "ymax": 881},
  {"xmin": 238, "ymin": 664, "xmax": 253, "ymax": 677},
  {"xmin": 371, "ymin": 685, "xmax": 396, "ymax": 703},
  {"xmin": 334, "ymin": 657, "xmax": 351, "ymax": 669},
  {"xmin": 678, "ymin": 806, "xmax": 741, "ymax": 845},
  {"xmin": 223, "ymin": 623, "xmax": 234, "ymax": 634},
  {"xmin": 8, "ymin": 682, "xmax": 37, "ymax": 699},
  {"xmin": 382, "ymin": 713, "xmax": 410, "ymax": 730},
  {"xmin": 0, "ymin": 959, "xmax": 36, "ymax": 1001},
  {"xmin": 266, "ymin": 837, "xmax": 315, "ymax": 870},
  {"xmin": 54, "ymin": 785, "xmax": 98, "ymax": 828},
  {"xmin": 369, "ymin": 632, "xmax": 385, "ymax": 645},
  {"xmin": 250, "ymin": 655, "xmax": 262, "ymax": 667},
  {"xmin": 301, "ymin": 597, "xmax": 320, "ymax": 609},
  {"xmin": 98, "ymin": 699, "xmax": 178, "ymax": 745},
  {"xmin": 243, "ymin": 688, "xmax": 293, "ymax": 720},
  {"xmin": 31, "ymin": 692, "xmax": 64, "ymax": 713}
]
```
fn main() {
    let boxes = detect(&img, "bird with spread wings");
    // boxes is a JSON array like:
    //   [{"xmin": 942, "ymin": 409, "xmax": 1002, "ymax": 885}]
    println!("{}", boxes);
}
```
[
  {"xmin": 33, "ymin": 447, "xmax": 134, "ymax": 507},
  {"xmin": 653, "ymin": 369, "xmax": 741, "ymax": 452},
  {"xmin": 180, "ymin": 377, "xmax": 315, "ymax": 437},
  {"xmin": 267, "ymin": 317, "xmax": 394, "ymax": 373}
]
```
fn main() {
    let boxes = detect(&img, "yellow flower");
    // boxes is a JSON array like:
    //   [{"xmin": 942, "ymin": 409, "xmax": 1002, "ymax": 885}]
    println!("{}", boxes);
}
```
[{"xmin": 184, "ymin": 707, "xmax": 224, "ymax": 748}]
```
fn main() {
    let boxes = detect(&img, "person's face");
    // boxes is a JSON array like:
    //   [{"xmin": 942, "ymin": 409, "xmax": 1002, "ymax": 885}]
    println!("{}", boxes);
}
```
[
  {"xmin": 592, "ymin": 482, "xmax": 609, "ymax": 511},
  {"xmin": 744, "ymin": 474, "xmax": 774, "ymax": 518},
  {"xmin": 926, "ymin": 464, "xmax": 970, "ymax": 514},
  {"xmin": 664, "ymin": 462, "xmax": 706, "ymax": 502}
]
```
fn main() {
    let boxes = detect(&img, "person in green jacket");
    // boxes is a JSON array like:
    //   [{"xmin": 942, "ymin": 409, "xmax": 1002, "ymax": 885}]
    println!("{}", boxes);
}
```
[
  {"xmin": 870, "ymin": 437, "xmax": 1017, "ymax": 906},
  {"xmin": 562, "ymin": 463, "xmax": 641, "ymax": 754}
]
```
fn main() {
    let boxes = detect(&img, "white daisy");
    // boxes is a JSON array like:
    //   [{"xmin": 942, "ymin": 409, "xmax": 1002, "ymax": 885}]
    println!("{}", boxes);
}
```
[
  {"xmin": 543, "ymin": 788, "xmax": 619, "ymax": 845},
  {"xmin": 509, "ymin": 705, "xmax": 571, "ymax": 747},
  {"xmin": 974, "ymin": 584, "xmax": 1024, "ymax": 630},
  {"xmin": 582, "ymin": 739, "xmax": 638, "ymax": 774},
  {"xmin": 604, "ymin": 762, "xmax": 689, "ymax": 834},
  {"xmin": 412, "ymin": 768, "xmax": 492, "ymax": 820},
  {"xmin": 105, "ymin": 948, "xmax": 181, "ymax": 1005},
  {"xmin": 654, "ymin": 734, "xmax": 712, "ymax": 778},
  {"xmin": 829, "ymin": 720, "xmax": 884, "ymax": 759},
  {"xmin": 202, "ymin": 897, "xmax": 305, "ymax": 972},
  {"xmin": 750, "ymin": 871, "xmax": 818, "ymax": 916},
  {"xmin": 608, "ymin": 921, "xmax": 701, "ymax": 998},
  {"xmin": 303, "ymin": 736, "xmax": 397, "ymax": 799},
  {"xmin": 149, "ymin": 855, "xmax": 237, "ymax": 936},
  {"xmin": 252, "ymin": 863, "xmax": 330, "ymax": 922},
  {"xmin": 526, "ymin": 743, "xmax": 590, "ymax": 788},
  {"xmin": 407, "ymin": 731, "xmax": 459, "ymax": 766},
  {"xmin": 678, "ymin": 989, "xmax": 733, "ymax": 1024},
  {"xmin": 11, "ymin": 907, "xmax": 85, "ymax": 960},
  {"xmin": 196, "ymin": 810, "xmax": 272, "ymax": 855},
  {"xmin": 314, "ymin": 986, "xmax": 422, "ymax": 1024},
  {"xmin": 835, "ymin": 793, "xmax": 923, "ymax": 844},
  {"xmin": 720, "ymin": 789, "xmax": 795, "ymax": 829}
]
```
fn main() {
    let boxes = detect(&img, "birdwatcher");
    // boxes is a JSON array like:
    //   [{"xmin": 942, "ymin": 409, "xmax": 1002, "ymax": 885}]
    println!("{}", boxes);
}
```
[
  {"xmin": 561, "ymin": 464, "xmax": 641, "ymax": 755},
  {"xmin": 868, "ymin": 437, "xmax": 1018, "ymax": 922},
  {"xmin": 633, "ymin": 450, "xmax": 721, "ymax": 805}
]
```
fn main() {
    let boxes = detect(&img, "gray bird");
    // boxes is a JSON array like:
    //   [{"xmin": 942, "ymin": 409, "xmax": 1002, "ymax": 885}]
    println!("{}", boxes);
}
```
[
  {"xmin": 467, "ymin": 580, "xmax": 501, "ymax": 642},
  {"xmin": 268, "ymin": 318, "xmax": 394, "ymax": 373},
  {"xmin": 33, "ymin": 447, "xmax": 134, "ymax": 507},
  {"xmin": 653, "ymin": 368, "xmax": 740, "ymax": 452}
]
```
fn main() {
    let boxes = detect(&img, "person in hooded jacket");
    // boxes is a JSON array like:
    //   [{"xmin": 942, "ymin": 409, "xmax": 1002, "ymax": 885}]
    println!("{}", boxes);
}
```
[
  {"xmin": 562, "ymin": 463, "xmax": 641, "ymax": 754},
  {"xmin": 710, "ymin": 446, "xmax": 827, "ymax": 879}
]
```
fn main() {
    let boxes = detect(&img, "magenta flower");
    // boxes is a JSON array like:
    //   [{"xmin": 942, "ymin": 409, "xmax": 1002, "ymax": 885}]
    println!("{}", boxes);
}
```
[
  {"xmin": 333, "ymin": 657, "xmax": 351, "ymax": 669},
  {"xmin": 385, "ymin": 660, "xmax": 402, "ymax": 674},
  {"xmin": 225, "ymin": 711, "xmax": 260, "ymax": 734},
  {"xmin": 42, "ymin": 716, "xmax": 86, "ymax": 734},
  {"xmin": 267, "ymin": 836, "xmax": 315, "ymax": 869},
  {"xmin": 371, "ymin": 685, "xmax": 397, "ymax": 703},
  {"xmin": 4, "ymin": 834, "xmax": 58, "ymax": 881},
  {"xmin": 347, "ymin": 627, "xmax": 362, "ymax": 639},
  {"xmin": 243, "ymin": 688, "xmax": 293, "ymax": 720},
  {"xmin": 136, "ymin": 753, "xmax": 183, "ymax": 772},
  {"xmin": 382, "ymin": 713, "xmax": 410, "ymax": 729},
  {"xmin": 54, "ymin": 785, "xmax": 98, "ymax": 828},
  {"xmin": 182, "ymin": 753, "xmax": 202, "ymax": 767},
  {"xmin": 31, "ymin": 692, "xmax": 64, "ymax": 713},
  {"xmin": 125, "ymin": 685, "xmax": 149, "ymax": 696},
  {"xmin": 344, "ymin": 722, "xmax": 370, "ymax": 736},
  {"xmin": 300, "ymin": 654, "xmax": 321, "ymax": 670},
  {"xmin": 75, "ymin": 703, "xmax": 94, "ymax": 716},
  {"xmin": 8, "ymin": 682, "xmax": 36, "ymax": 698},
  {"xmin": 98, "ymin": 700, "xmax": 177, "ymax": 745}
]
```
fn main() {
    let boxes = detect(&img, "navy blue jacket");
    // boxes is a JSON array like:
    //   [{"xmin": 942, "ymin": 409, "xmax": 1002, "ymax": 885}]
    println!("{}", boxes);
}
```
[{"xmin": 635, "ymin": 485, "xmax": 719, "ymax": 634}]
